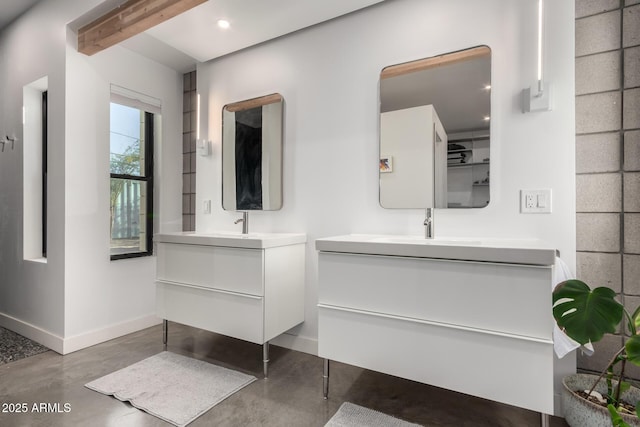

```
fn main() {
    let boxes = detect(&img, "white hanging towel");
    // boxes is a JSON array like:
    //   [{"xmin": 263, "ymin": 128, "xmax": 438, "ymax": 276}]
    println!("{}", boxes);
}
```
[{"xmin": 553, "ymin": 256, "xmax": 595, "ymax": 358}]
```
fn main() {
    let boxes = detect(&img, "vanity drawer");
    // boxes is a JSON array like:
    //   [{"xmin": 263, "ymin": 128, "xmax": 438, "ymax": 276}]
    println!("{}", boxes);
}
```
[
  {"xmin": 318, "ymin": 305, "xmax": 554, "ymax": 414},
  {"xmin": 156, "ymin": 281, "xmax": 264, "ymax": 344},
  {"xmin": 157, "ymin": 243, "xmax": 264, "ymax": 296},
  {"xmin": 318, "ymin": 252, "xmax": 553, "ymax": 339}
]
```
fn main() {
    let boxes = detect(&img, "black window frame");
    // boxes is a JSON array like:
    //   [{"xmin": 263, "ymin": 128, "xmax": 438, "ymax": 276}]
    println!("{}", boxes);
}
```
[
  {"xmin": 110, "ymin": 110, "xmax": 154, "ymax": 261},
  {"xmin": 42, "ymin": 91, "xmax": 48, "ymax": 258}
]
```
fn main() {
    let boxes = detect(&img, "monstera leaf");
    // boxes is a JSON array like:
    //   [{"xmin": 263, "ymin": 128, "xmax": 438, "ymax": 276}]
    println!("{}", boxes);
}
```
[{"xmin": 553, "ymin": 279, "xmax": 624, "ymax": 345}]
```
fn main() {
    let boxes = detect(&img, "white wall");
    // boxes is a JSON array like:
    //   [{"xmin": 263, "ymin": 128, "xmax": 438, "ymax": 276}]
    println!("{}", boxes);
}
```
[
  {"xmin": 0, "ymin": 0, "xmax": 82, "ymax": 349},
  {"xmin": 197, "ymin": 0, "xmax": 575, "ymax": 353},
  {"xmin": 63, "ymin": 34, "xmax": 182, "ymax": 352},
  {"xmin": 0, "ymin": 0, "xmax": 183, "ymax": 353}
]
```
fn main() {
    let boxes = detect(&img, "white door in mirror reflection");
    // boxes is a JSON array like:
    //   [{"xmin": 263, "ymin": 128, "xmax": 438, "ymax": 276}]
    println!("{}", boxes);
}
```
[
  {"xmin": 379, "ymin": 105, "xmax": 447, "ymax": 209},
  {"xmin": 222, "ymin": 94, "xmax": 283, "ymax": 211}
]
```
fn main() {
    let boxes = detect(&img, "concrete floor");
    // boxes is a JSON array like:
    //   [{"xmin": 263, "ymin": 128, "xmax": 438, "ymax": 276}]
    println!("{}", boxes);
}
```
[{"xmin": 0, "ymin": 323, "xmax": 569, "ymax": 426}]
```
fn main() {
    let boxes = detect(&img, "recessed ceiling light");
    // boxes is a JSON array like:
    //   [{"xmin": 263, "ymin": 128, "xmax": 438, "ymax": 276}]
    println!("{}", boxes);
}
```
[{"xmin": 217, "ymin": 19, "xmax": 230, "ymax": 29}]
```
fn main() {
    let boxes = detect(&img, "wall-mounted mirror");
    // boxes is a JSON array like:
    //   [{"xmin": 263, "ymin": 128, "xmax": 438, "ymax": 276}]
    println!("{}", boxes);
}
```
[
  {"xmin": 222, "ymin": 93, "xmax": 283, "ymax": 211},
  {"xmin": 379, "ymin": 46, "xmax": 491, "ymax": 209}
]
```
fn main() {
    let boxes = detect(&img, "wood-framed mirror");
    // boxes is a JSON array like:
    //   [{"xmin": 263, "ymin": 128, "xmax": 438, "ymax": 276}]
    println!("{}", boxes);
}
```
[
  {"xmin": 222, "ymin": 93, "xmax": 284, "ymax": 211},
  {"xmin": 379, "ymin": 46, "xmax": 491, "ymax": 209}
]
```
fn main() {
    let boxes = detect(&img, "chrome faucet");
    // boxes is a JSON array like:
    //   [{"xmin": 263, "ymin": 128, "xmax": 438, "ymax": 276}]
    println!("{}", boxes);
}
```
[
  {"xmin": 234, "ymin": 211, "xmax": 249, "ymax": 234},
  {"xmin": 424, "ymin": 208, "xmax": 434, "ymax": 239}
]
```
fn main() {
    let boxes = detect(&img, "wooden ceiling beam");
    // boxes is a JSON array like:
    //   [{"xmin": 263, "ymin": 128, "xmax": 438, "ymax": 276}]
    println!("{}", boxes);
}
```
[{"xmin": 78, "ymin": 0, "xmax": 207, "ymax": 56}]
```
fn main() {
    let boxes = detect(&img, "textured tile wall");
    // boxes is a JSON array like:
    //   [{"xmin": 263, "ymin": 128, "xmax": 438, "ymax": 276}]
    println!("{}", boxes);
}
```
[
  {"xmin": 575, "ymin": 0, "xmax": 640, "ymax": 377},
  {"xmin": 182, "ymin": 71, "xmax": 197, "ymax": 231}
]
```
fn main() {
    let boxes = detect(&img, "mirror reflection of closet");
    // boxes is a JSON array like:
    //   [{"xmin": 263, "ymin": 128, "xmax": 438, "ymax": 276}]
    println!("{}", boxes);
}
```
[
  {"xmin": 222, "ymin": 94, "xmax": 283, "ymax": 211},
  {"xmin": 379, "ymin": 45, "xmax": 491, "ymax": 209}
]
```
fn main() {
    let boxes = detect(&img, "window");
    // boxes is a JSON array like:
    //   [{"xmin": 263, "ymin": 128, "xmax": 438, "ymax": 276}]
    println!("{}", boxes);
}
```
[
  {"xmin": 109, "ymin": 102, "xmax": 154, "ymax": 259},
  {"xmin": 23, "ymin": 76, "xmax": 48, "ymax": 261},
  {"xmin": 42, "ymin": 91, "xmax": 48, "ymax": 257}
]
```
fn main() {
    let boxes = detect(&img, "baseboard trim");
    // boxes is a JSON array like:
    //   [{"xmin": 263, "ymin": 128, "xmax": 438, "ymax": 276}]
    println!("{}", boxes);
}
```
[
  {"xmin": 270, "ymin": 332, "xmax": 318, "ymax": 356},
  {"xmin": 0, "ymin": 312, "xmax": 162, "ymax": 355},
  {"xmin": 0, "ymin": 312, "xmax": 64, "ymax": 354},
  {"xmin": 2, "ymin": 311, "xmax": 316, "ymax": 357},
  {"xmin": 62, "ymin": 315, "xmax": 162, "ymax": 354}
]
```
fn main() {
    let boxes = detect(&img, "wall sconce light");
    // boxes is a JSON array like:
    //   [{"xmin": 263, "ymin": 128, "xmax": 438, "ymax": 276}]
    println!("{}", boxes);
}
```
[
  {"xmin": 196, "ymin": 93, "xmax": 201, "ymax": 140},
  {"xmin": 195, "ymin": 92, "xmax": 210, "ymax": 156},
  {"xmin": 522, "ymin": 0, "xmax": 552, "ymax": 113}
]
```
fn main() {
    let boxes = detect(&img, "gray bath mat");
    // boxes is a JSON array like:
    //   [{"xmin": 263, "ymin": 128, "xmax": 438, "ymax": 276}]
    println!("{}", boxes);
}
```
[
  {"xmin": 325, "ymin": 402, "xmax": 422, "ymax": 427},
  {"xmin": 85, "ymin": 351, "xmax": 256, "ymax": 426}
]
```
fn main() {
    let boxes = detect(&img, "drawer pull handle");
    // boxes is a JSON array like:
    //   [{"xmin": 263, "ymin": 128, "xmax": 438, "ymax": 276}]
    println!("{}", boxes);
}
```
[
  {"xmin": 317, "ymin": 304, "xmax": 552, "ymax": 344},
  {"xmin": 156, "ymin": 280, "xmax": 263, "ymax": 300}
]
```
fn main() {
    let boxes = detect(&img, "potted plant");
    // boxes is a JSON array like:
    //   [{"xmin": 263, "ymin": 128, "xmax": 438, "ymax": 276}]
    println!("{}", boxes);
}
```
[{"xmin": 553, "ymin": 279, "xmax": 640, "ymax": 426}]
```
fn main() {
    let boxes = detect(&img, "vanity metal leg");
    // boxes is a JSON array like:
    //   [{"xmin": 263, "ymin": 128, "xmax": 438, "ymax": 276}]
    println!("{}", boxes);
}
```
[
  {"xmin": 162, "ymin": 319, "xmax": 168, "ymax": 347},
  {"xmin": 323, "ymin": 358, "xmax": 330, "ymax": 399},
  {"xmin": 540, "ymin": 413, "xmax": 550, "ymax": 427},
  {"xmin": 263, "ymin": 342, "xmax": 270, "ymax": 379}
]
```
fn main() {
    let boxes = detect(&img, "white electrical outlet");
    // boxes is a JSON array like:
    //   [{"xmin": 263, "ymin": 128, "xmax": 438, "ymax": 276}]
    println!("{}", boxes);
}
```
[
  {"xmin": 520, "ymin": 189, "xmax": 552, "ymax": 213},
  {"xmin": 203, "ymin": 199, "xmax": 211, "ymax": 214},
  {"xmin": 525, "ymin": 193, "xmax": 536, "ymax": 209}
]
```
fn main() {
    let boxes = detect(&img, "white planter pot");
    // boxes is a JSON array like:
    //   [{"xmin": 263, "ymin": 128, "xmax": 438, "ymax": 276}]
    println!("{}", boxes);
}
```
[{"xmin": 562, "ymin": 373, "xmax": 640, "ymax": 427}]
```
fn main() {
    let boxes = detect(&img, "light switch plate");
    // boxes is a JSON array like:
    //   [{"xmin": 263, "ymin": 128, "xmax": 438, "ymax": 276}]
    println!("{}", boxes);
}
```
[
  {"xmin": 196, "ymin": 139, "xmax": 210, "ymax": 156},
  {"xmin": 520, "ymin": 189, "xmax": 552, "ymax": 213}
]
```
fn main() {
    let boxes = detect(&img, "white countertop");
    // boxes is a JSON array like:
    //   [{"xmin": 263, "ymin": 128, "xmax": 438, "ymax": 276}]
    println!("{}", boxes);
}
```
[
  {"xmin": 315, "ymin": 234, "xmax": 556, "ymax": 265},
  {"xmin": 155, "ymin": 231, "xmax": 307, "ymax": 249}
]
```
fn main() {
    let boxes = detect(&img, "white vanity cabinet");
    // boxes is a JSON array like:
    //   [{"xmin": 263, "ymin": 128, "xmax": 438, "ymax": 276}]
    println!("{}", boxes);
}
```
[
  {"xmin": 155, "ymin": 232, "xmax": 306, "ymax": 375},
  {"xmin": 316, "ymin": 235, "xmax": 574, "ymax": 418}
]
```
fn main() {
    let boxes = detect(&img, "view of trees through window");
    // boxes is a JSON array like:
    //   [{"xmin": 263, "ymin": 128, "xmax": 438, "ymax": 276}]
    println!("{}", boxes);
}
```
[{"xmin": 109, "ymin": 102, "xmax": 153, "ymax": 259}]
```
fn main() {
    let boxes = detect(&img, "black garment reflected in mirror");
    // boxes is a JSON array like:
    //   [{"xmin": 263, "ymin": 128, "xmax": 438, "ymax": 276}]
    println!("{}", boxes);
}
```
[{"xmin": 235, "ymin": 107, "xmax": 262, "ymax": 210}]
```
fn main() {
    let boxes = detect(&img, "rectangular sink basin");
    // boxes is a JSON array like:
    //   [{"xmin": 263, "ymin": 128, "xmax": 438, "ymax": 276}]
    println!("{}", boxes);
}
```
[
  {"xmin": 155, "ymin": 231, "xmax": 306, "ymax": 249},
  {"xmin": 315, "ymin": 234, "xmax": 556, "ymax": 266},
  {"xmin": 372, "ymin": 236, "xmax": 482, "ymax": 245}
]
